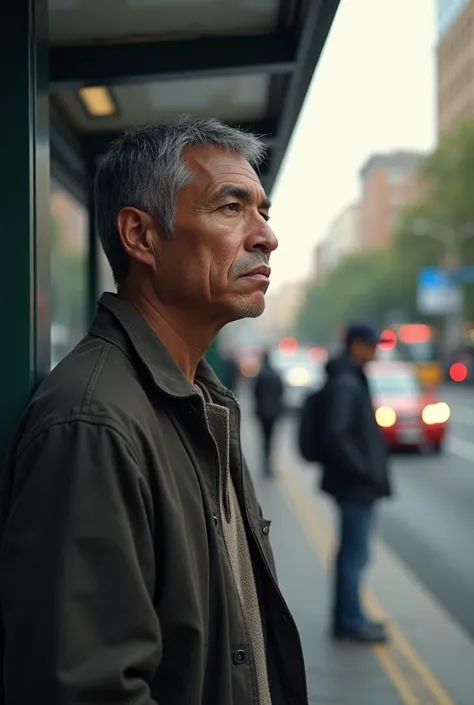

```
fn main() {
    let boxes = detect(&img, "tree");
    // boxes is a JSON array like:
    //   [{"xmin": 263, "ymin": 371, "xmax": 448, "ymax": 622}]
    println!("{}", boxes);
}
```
[
  {"xmin": 296, "ymin": 249, "xmax": 395, "ymax": 344},
  {"xmin": 296, "ymin": 119, "xmax": 474, "ymax": 344},
  {"xmin": 396, "ymin": 120, "xmax": 474, "ymax": 321},
  {"xmin": 421, "ymin": 120, "xmax": 474, "ymax": 226}
]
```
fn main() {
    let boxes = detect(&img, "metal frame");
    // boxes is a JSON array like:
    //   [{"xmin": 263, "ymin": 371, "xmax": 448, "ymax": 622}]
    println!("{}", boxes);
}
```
[
  {"xmin": 50, "ymin": 0, "xmax": 341, "ymax": 194},
  {"xmin": 50, "ymin": 35, "xmax": 297, "ymax": 89},
  {"xmin": 0, "ymin": 0, "xmax": 50, "ymax": 462},
  {"xmin": 0, "ymin": 0, "xmax": 340, "ymax": 460},
  {"xmin": 266, "ymin": 0, "xmax": 341, "ymax": 188}
]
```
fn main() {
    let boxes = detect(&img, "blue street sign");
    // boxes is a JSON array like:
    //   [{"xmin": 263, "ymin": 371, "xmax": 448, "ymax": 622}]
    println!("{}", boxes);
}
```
[
  {"xmin": 417, "ymin": 267, "xmax": 461, "ymax": 316},
  {"xmin": 449, "ymin": 266, "xmax": 474, "ymax": 284}
]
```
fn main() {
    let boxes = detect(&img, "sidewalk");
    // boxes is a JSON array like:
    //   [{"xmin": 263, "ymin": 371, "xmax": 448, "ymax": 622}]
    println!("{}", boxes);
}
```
[{"xmin": 241, "ymin": 404, "xmax": 474, "ymax": 705}]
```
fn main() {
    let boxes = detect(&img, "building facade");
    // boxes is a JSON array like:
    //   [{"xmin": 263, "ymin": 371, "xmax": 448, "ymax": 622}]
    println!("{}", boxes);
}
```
[
  {"xmin": 313, "ymin": 202, "xmax": 361, "ymax": 279},
  {"xmin": 358, "ymin": 151, "xmax": 423, "ymax": 250},
  {"xmin": 437, "ymin": 0, "xmax": 474, "ymax": 134}
]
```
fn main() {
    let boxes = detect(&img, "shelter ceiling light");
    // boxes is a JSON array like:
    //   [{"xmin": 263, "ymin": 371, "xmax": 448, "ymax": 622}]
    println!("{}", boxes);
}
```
[{"xmin": 78, "ymin": 86, "xmax": 116, "ymax": 117}]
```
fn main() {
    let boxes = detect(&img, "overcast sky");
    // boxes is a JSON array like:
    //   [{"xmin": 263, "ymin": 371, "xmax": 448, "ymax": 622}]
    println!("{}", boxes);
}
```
[{"xmin": 268, "ymin": 0, "xmax": 437, "ymax": 291}]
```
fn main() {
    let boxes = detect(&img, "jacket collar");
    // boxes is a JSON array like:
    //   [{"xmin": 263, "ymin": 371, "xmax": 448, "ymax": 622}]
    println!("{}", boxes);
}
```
[
  {"xmin": 326, "ymin": 353, "xmax": 368, "ymax": 383},
  {"xmin": 89, "ymin": 293, "xmax": 229, "ymax": 400}
]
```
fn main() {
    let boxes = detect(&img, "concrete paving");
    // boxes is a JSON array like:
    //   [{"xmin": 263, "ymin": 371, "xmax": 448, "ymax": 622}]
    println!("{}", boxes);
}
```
[{"xmin": 250, "ymin": 473, "xmax": 402, "ymax": 704}]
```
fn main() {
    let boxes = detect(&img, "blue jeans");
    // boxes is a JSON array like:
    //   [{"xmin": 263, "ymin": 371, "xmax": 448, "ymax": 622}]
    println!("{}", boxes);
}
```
[{"xmin": 334, "ymin": 500, "xmax": 374, "ymax": 631}]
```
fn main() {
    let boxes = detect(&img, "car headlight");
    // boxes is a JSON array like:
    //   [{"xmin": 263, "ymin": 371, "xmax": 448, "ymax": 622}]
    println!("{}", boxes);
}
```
[
  {"xmin": 285, "ymin": 366, "xmax": 311, "ymax": 387},
  {"xmin": 375, "ymin": 406, "xmax": 397, "ymax": 428},
  {"xmin": 421, "ymin": 402, "xmax": 450, "ymax": 425}
]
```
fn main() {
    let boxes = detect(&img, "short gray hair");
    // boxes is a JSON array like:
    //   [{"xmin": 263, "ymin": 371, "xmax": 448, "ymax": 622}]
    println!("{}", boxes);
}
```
[{"xmin": 94, "ymin": 116, "xmax": 267, "ymax": 284}]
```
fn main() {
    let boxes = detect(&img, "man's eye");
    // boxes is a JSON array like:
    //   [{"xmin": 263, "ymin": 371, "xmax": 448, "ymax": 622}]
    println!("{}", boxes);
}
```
[{"xmin": 222, "ymin": 203, "xmax": 240, "ymax": 212}]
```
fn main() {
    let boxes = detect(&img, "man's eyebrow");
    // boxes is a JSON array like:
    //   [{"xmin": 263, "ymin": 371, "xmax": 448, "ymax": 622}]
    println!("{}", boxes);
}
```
[{"xmin": 210, "ymin": 185, "xmax": 272, "ymax": 210}]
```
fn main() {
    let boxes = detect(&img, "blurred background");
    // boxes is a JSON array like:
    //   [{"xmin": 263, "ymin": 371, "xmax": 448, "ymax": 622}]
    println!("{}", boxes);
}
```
[{"xmin": 221, "ymin": 0, "xmax": 474, "ymax": 393}]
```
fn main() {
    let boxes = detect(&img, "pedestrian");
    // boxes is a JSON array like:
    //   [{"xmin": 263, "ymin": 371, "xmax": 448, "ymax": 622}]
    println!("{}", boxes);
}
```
[
  {"xmin": 0, "ymin": 118, "xmax": 308, "ymax": 705},
  {"xmin": 253, "ymin": 350, "xmax": 284, "ymax": 475},
  {"xmin": 321, "ymin": 322, "xmax": 392, "ymax": 643}
]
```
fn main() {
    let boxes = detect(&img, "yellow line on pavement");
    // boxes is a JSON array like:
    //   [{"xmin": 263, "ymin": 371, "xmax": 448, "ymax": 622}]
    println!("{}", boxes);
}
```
[
  {"xmin": 373, "ymin": 646, "xmax": 420, "ymax": 705},
  {"xmin": 276, "ymin": 463, "xmax": 456, "ymax": 705}
]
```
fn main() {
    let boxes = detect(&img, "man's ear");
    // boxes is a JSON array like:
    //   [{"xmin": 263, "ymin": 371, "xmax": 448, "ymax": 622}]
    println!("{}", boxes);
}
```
[{"xmin": 116, "ymin": 206, "xmax": 160, "ymax": 271}]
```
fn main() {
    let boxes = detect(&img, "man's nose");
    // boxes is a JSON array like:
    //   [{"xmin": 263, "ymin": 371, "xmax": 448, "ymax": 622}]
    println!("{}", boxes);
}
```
[{"xmin": 247, "ymin": 221, "xmax": 278, "ymax": 255}]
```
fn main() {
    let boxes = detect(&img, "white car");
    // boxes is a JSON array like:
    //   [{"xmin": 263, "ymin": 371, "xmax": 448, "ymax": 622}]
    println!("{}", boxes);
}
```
[{"xmin": 270, "ymin": 350, "xmax": 325, "ymax": 411}]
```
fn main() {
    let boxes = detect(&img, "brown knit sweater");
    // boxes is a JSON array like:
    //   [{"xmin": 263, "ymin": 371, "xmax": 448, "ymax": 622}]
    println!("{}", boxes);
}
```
[{"xmin": 196, "ymin": 385, "xmax": 272, "ymax": 705}]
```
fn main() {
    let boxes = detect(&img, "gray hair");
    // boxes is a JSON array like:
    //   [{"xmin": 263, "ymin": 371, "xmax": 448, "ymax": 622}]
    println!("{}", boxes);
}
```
[{"xmin": 94, "ymin": 116, "xmax": 267, "ymax": 284}]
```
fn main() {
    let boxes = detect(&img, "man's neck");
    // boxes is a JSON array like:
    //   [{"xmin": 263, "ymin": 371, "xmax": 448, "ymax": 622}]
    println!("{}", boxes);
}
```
[{"xmin": 120, "ymin": 289, "xmax": 218, "ymax": 382}]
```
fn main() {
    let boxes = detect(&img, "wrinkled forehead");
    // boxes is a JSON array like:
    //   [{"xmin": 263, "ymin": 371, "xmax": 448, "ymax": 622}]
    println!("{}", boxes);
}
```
[{"xmin": 182, "ymin": 144, "xmax": 266, "ymax": 203}]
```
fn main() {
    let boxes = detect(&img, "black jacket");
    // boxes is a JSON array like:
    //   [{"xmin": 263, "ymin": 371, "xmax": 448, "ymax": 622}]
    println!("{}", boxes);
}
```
[
  {"xmin": 320, "ymin": 354, "xmax": 392, "ymax": 504},
  {"xmin": 253, "ymin": 362, "xmax": 284, "ymax": 421},
  {"xmin": 0, "ymin": 294, "xmax": 308, "ymax": 705}
]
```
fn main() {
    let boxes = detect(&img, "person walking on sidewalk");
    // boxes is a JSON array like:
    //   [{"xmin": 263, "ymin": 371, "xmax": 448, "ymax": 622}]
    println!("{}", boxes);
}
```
[
  {"xmin": 253, "ymin": 351, "xmax": 284, "ymax": 476},
  {"xmin": 321, "ymin": 322, "xmax": 393, "ymax": 643}
]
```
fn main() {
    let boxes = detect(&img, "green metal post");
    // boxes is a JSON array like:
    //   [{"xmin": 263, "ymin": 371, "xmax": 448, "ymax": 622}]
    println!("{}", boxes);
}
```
[
  {"xmin": 0, "ymin": 0, "xmax": 50, "ymax": 463},
  {"xmin": 86, "ymin": 155, "xmax": 100, "ymax": 324}
]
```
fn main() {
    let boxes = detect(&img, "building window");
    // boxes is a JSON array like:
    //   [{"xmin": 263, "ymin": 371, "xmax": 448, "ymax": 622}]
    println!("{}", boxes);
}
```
[
  {"xmin": 388, "ymin": 168, "xmax": 405, "ymax": 185},
  {"xmin": 50, "ymin": 183, "xmax": 88, "ymax": 369}
]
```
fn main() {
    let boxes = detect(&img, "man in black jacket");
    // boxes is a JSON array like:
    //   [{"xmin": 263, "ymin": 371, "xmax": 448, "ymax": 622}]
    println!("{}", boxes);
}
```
[
  {"xmin": 321, "ymin": 323, "xmax": 392, "ymax": 644},
  {"xmin": 0, "ymin": 119, "xmax": 309, "ymax": 705},
  {"xmin": 253, "ymin": 351, "xmax": 284, "ymax": 475}
]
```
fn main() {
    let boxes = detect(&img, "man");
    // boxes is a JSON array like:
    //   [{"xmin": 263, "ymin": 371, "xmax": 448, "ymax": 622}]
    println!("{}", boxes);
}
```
[
  {"xmin": 321, "ymin": 322, "xmax": 392, "ymax": 643},
  {"xmin": 253, "ymin": 351, "xmax": 284, "ymax": 475},
  {"xmin": 0, "ymin": 118, "xmax": 308, "ymax": 705}
]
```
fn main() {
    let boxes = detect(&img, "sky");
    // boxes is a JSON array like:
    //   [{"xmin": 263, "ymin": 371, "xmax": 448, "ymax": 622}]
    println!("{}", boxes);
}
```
[{"xmin": 268, "ymin": 0, "xmax": 437, "ymax": 291}]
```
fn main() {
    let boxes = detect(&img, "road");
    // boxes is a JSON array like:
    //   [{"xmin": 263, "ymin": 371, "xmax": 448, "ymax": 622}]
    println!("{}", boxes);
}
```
[
  {"xmin": 241, "ymin": 381, "xmax": 474, "ymax": 640},
  {"xmin": 378, "ymin": 383, "xmax": 474, "ymax": 639}
]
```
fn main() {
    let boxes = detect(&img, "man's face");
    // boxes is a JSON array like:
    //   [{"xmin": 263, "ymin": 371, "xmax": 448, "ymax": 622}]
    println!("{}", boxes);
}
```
[
  {"xmin": 351, "ymin": 339, "xmax": 378, "ymax": 365},
  {"xmin": 150, "ymin": 145, "xmax": 278, "ymax": 324}
]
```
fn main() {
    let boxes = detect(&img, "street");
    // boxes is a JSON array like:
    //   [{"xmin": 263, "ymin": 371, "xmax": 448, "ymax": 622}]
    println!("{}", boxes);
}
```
[
  {"xmin": 240, "ymin": 380, "xmax": 474, "ymax": 703},
  {"xmin": 378, "ymin": 384, "xmax": 474, "ymax": 638},
  {"xmin": 243, "ymin": 381, "xmax": 474, "ymax": 641}
]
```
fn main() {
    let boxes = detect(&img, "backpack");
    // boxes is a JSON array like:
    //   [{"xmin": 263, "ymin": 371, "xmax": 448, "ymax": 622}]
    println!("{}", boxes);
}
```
[{"xmin": 297, "ymin": 386, "xmax": 327, "ymax": 462}]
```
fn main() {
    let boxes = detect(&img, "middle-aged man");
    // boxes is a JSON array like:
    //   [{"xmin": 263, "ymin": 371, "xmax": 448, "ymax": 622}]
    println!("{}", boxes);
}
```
[
  {"xmin": 0, "ymin": 118, "xmax": 308, "ymax": 705},
  {"xmin": 321, "ymin": 323, "xmax": 392, "ymax": 644}
]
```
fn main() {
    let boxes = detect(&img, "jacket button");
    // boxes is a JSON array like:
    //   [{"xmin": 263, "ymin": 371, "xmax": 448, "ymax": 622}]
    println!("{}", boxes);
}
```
[
  {"xmin": 232, "ymin": 648, "xmax": 247, "ymax": 665},
  {"xmin": 262, "ymin": 524, "xmax": 270, "ymax": 536},
  {"xmin": 213, "ymin": 515, "xmax": 219, "ymax": 528}
]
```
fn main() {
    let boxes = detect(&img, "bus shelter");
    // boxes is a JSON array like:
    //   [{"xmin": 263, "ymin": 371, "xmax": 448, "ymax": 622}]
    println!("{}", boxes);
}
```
[{"xmin": 0, "ymin": 0, "xmax": 339, "ymax": 460}]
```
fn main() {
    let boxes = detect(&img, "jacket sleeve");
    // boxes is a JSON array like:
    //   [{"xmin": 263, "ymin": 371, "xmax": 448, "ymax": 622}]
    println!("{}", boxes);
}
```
[
  {"xmin": 0, "ymin": 419, "xmax": 161, "ymax": 704},
  {"xmin": 324, "ymin": 376, "xmax": 371, "ymax": 482}
]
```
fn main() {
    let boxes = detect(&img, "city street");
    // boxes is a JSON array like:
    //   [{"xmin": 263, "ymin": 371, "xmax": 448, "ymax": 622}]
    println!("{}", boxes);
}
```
[
  {"xmin": 240, "ymin": 381, "xmax": 474, "ymax": 704},
  {"xmin": 378, "ymin": 384, "xmax": 474, "ymax": 638}
]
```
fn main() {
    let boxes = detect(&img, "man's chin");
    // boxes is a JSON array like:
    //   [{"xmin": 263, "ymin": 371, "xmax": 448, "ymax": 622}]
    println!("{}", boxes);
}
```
[{"xmin": 226, "ymin": 293, "xmax": 266, "ymax": 322}]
